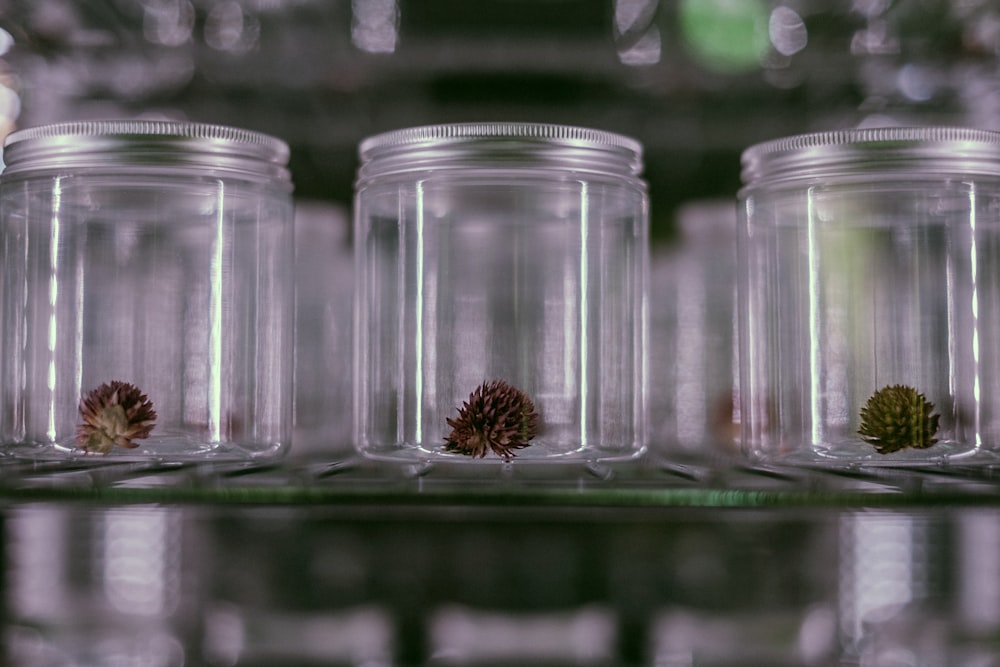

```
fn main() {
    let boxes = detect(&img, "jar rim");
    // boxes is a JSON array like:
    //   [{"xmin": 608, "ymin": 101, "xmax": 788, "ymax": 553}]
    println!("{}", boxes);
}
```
[
  {"xmin": 361, "ymin": 122, "xmax": 641, "ymax": 154},
  {"xmin": 741, "ymin": 126, "xmax": 1000, "ymax": 185},
  {"xmin": 357, "ymin": 122, "xmax": 643, "ymax": 179},
  {"xmin": 2, "ymin": 119, "xmax": 291, "ymax": 181}
]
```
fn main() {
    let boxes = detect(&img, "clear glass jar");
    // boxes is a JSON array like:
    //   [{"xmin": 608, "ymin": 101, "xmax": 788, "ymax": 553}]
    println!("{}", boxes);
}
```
[
  {"xmin": 354, "ymin": 123, "xmax": 649, "ymax": 463},
  {"xmin": 0, "ymin": 120, "xmax": 294, "ymax": 461},
  {"xmin": 739, "ymin": 127, "xmax": 1000, "ymax": 465}
]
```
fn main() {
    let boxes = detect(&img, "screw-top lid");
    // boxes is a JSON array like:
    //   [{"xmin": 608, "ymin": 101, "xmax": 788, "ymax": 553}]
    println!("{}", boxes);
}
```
[
  {"xmin": 741, "ymin": 126, "xmax": 1000, "ymax": 187},
  {"xmin": 357, "ymin": 122, "xmax": 644, "ymax": 182},
  {"xmin": 2, "ymin": 120, "xmax": 291, "ymax": 183}
]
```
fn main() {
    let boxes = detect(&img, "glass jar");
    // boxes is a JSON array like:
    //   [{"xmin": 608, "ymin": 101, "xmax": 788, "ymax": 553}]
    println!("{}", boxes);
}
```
[
  {"xmin": 738, "ymin": 127, "xmax": 1000, "ymax": 465},
  {"xmin": 0, "ymin": 120, "xmax": 294, "ymax": 461},
  {"xmin": 354, "ymin": 123, "xmax": 649, "ymax": 463}
]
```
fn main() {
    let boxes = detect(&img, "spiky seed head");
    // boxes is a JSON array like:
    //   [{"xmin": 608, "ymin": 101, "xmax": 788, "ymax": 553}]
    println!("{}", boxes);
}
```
[
  {"xmin": 444, "ymin": 380, "xmax": 540, "ymax": 461},
  {"xmin": 858, "ymin": 384, "xmax": 940, "ymax": 454},
  {"xmin": 77, "ymin": 381, "xmax": 157, "ymax": 454}
]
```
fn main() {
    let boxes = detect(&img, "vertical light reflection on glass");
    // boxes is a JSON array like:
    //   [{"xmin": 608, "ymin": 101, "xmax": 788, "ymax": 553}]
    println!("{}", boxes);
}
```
[
  {"xmin": 736, "ymin": 198, "xmax": 753, "ymax": 436},
  {"xmin": 640, "ymin": 228, "xmax": 650, "ymax": 446},
  {"xmin": 946, "ymin": 241, "xmax": 957, "ymax": 427},
  {"xmin": 806, "ymin": 186, "xmax": 822, "ymax": 444},
  {"xmin": 396, "ymin": 194, "xmax": 407, "ymax": 443},
  {"xmin": 47, "ymin": 178, "xmax": 63, "ymax": 440},
  {"xmin": 969, "ymin": 185, "xmax": 982, "ymax": 443},
  {"xmin": 415, "ymin": 181, "xmax": 425, "ymax": 444},
  {"xmin": 74, "ymin": 209, "xmax": 84, "ymax": 407},
  {"xmin": 579, "ymin": 182, "xmax": 590, "ymax": 446},
  {"xmin": 209, "ymin": 183, "xmax": 225, "ymax": 442}
]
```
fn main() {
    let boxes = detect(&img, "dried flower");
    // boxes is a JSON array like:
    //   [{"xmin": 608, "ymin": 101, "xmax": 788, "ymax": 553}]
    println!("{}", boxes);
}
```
[
  {"xmin": 444, "ymin": 380, "xmax": 540, "ymax": 460},
  {"xmin": 858, "ymin": 384, "xmax": 940, "ymax": 454},
  {"xmin": 76, "ymin": 381, "xmax": 157, "ymax": 454}
]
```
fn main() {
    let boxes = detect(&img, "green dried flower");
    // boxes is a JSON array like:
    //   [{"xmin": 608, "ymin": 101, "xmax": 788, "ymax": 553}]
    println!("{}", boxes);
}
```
[
  {"xmin": 444, "ymin": 380, "xmax": 540, "ymax": 461},
  {"xmin": 858, "ymin": 384, "xmax": 940, "ymax": 454},
  {"xmin": 76, "ymin": 381, "xmax": 157, "ymax": 454}
]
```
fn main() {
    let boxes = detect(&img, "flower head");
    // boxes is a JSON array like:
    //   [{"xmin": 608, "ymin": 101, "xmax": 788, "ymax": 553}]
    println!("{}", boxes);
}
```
[
  {"xmin": 444, "ymin": 380, "xmax": 540, "ymax": 461},
  {"xmin": 858, "ymin": 384, "xmax": 940, "ymax": 454},
  {"xmin": 77, "ymin": 381, "xmax": 157, "ymax": 454}
]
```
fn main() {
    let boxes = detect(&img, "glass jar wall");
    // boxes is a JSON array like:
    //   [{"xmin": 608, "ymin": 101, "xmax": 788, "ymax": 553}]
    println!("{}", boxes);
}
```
[
  {"xmin": 0, "ymin": 120, "xmax": 295, "ymax": 461},
  {"xmin": 353, "ymin": 123, "xmax": 649, "ymax": 464}
]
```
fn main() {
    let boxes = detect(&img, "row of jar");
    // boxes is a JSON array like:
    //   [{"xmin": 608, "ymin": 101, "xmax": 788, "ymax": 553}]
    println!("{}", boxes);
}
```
[{"xmin": 1, "ymin": 120, "xmax": 997, "ymax": 467}]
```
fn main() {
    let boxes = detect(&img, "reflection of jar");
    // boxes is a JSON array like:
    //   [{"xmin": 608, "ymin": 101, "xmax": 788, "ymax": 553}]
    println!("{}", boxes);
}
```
[
  {"xmin": 0, "ymin": 120, "xmax": 295, "ymax": 461},
  {"xmin": 292, "ymin": 200, "xmax": 353, "ymax": 457},
  {"xmin": 738, "ymin": 127, "xmax": 1000, "ymax": 465},
  {"xmin": 648, "ymin": 201, "xmax": 739, "ymax": 458},
  {"xmin": 354, "ymin": 123, "xmax": 649, "ymax": 463},
  {"xmin": 6, "ymin": 505, "xmax": 199, "ymax": 666}
]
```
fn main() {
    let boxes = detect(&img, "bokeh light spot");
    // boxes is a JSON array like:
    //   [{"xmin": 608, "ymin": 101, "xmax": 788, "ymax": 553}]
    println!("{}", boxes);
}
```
[{"xmin": 679, "ymin": 0, "xmax": 769, "ymax": 73}]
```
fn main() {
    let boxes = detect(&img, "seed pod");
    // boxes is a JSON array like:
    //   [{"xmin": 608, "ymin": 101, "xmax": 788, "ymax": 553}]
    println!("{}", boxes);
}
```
[
  {"xmin": 858, "ymin": 384, "xmax": 939, "ymax": 454},
  {"xmin": 444, "ymin": 380, "xmax": 540, "ymax": 460},
  {"xmin": 77, "ymin": 381, "xmax": 157, "ymax": 454}
]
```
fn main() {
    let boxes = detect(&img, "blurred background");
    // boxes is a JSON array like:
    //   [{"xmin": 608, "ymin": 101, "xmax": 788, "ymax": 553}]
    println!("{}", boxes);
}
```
[
  {"xmin": 3, "ymin": 0, "xmax": 998, "ymax": 220},
  {"xmin": 3, "ymin": 1, "xmax": 1000, "ymax": 665}
]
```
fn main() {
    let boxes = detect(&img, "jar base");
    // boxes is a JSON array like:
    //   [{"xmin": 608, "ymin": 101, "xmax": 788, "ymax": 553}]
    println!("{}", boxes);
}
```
[
  {"xmin": 357, "ymin": 440, "xmax": 646, "ymax": 465},
  {"xmin": 4, "ymin": 435, "xmax": 286, "ymax": 463},
  {"xmin": 749, "ymin": 439, "xmax": 995, "ymax": 468}
]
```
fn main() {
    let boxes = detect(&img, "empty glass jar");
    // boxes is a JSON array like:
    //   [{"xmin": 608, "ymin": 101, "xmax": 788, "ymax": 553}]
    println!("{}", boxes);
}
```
[
  {"xmin": 354, "ymin": 123, "xmax": 649, "ymax": 463},
  {"xmin": 0, "ymin": 120, "xmax": 294, "ymax": 461},
  {"xmin": 739, "ymin": 127, "xmax": 1000, "ymax": 465}
]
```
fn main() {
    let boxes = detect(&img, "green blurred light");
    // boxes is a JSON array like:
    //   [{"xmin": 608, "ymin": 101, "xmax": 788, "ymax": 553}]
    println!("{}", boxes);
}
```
[{"xmin": 679, "ymin": 0, "xmax": 770, "ymax": 73}]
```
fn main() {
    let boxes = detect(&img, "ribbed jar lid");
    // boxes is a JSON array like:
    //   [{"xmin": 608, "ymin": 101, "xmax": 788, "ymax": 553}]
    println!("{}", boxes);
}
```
[
  {"xmin": 2, "ymin": 120, "xmax": 291, "ymax": 183},
  {"xmin": 357, "ymin": 122, "xmax": 644, "ymax": 181},
  {"xmin": 741, "ymin": 126, "xmax": 1000, "ymax": 186}
]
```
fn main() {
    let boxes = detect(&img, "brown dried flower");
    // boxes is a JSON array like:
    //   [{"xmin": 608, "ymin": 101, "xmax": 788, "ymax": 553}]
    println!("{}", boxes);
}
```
[
  {"xmin": 444, "ymin": 380, "xmax": 540, "ymax": 461},
  {"xmin": 76, "ymin": 381, "xmax": 157, "ymax": 454}
]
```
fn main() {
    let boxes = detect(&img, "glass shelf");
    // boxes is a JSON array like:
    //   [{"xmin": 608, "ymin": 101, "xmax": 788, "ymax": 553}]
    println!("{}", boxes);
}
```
[
  {"xmin": 4, "ymin": 452, "xmax": 999, "ymax": 667},
  {"xmin": 1, "ymin": 451, "xmax": 1000, "ymax": 511}
]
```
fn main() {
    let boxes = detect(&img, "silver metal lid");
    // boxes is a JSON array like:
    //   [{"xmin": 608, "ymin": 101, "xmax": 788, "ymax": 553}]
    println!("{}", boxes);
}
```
[
  {"xmin": 358, "ymin": 122, "xmax": 644, "ymax": 181},
  {"xmin": 741, "ymin": 126, "xmax": 1000, "ymax": 186},
  {"xmin": 2, "ymin": 120, "xmax": 291, "ymax": 183}
]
